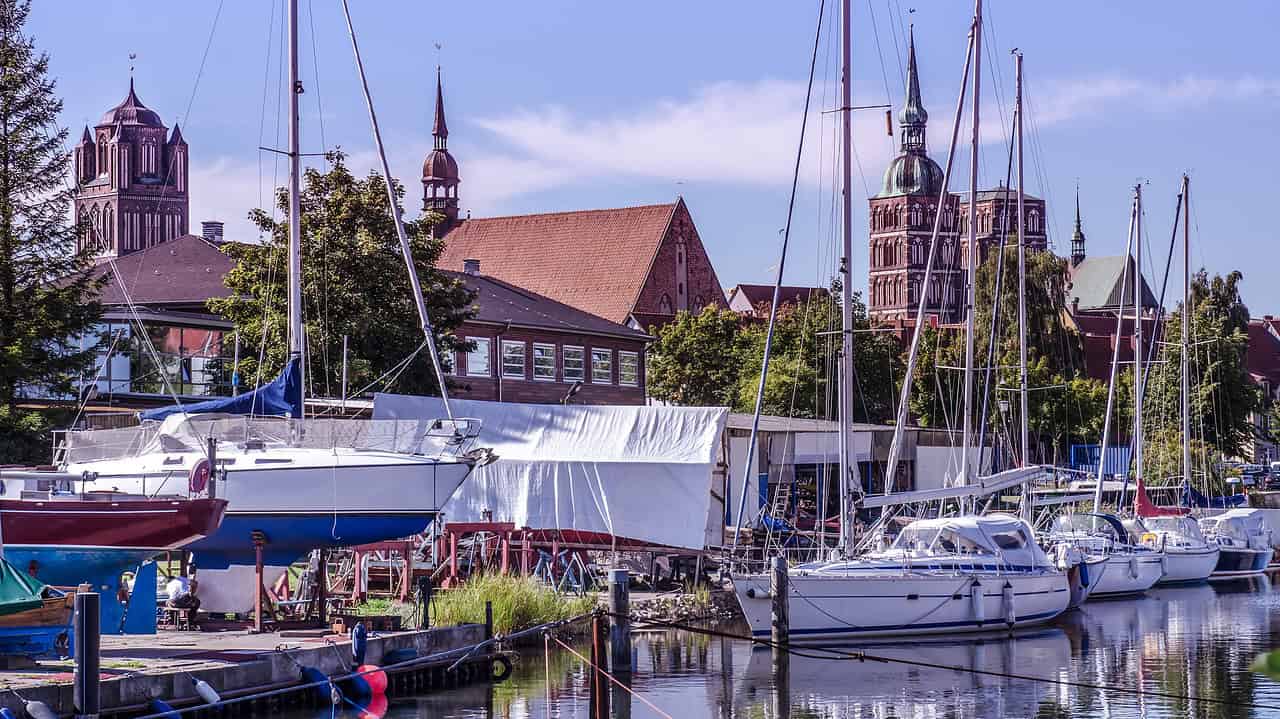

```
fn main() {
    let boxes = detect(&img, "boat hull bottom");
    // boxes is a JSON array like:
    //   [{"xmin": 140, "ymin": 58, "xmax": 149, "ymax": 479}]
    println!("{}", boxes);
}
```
[
  {"xmin": 1209, "ymin": 547, "xmax": 1273, "ymax": 580},
  {"xmin": 189, "ymin": 512, "xmax": 436, "ymax": 570}
]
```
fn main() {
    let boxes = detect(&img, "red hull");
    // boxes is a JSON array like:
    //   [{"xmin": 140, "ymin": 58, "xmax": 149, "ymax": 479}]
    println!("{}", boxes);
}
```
[{"xmin": 0, "ymin": 496, "xmax": 227, "ymax": 550}]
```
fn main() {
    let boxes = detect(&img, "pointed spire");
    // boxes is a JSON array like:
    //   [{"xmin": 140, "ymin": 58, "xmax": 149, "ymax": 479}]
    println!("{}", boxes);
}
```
[
  {"xmin": 432, "ymin": 66, "xmax": 448, "ymax": 148},
  {"xmin": 80, "ymin": 126, "xmax": 93, "ymax": 145},
  {"xmin": 1071, "ymin": 183, "xmax": 1087, "ymax": 266},
  {"xmin": 898, "ymin": 24, "xmax": 928, "ymax": 152},
  {"xmin": 169, "ymin": 123, "xmax": 185, "ymax": 145}
]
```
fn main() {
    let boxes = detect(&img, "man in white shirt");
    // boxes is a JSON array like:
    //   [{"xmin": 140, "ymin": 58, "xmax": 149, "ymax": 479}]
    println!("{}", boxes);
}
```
[{"xmin": 165, "ymin": 575, "xmax": 200, "ymax": 626}]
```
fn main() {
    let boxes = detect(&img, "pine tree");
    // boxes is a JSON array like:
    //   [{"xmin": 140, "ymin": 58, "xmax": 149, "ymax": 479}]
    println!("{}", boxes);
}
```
[{"xmin": 0, "ymin": 0, "xmax": 104, "ymax": 457}]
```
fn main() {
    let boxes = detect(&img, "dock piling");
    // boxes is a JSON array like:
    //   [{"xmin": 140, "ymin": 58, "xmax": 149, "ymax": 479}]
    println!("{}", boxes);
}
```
[
  {"xmin": 608, "ymin": 569, "xmax": 631, "ymax": 674},
  {"xmin": 73, "ymin": 592, "xmax": 100, "ymax": 719},
  {"xmin": 770, "ymin": 555, "xmax": 788, "ymax": 648},
  {"xmin": 484, "ymin": 601, "xmax": 493, "ymax": 641},
  {"xmin": 589, "ymin": 613, "xmax": 611, "ymax": 718}
]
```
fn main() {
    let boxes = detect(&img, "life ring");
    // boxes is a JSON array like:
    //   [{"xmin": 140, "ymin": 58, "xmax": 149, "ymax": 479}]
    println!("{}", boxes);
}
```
[
  {"xmin": 492, "ymin": 654, "xmax": 513, "ymax": 682},
  {"xmin": 189, "ymin": 458, "xmax": 211, "ymax": 494}
]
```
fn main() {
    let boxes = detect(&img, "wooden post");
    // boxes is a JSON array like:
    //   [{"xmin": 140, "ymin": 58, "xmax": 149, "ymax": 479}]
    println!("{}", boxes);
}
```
[
  {"xmin": 484, "ymin": 601, "xmax": 493, "ymax": 641},
  {"xmin": 770, "ymin": 555, "xmax": 788, "ymax": 648},
  {"xmin": 316, "ymin": 548, "xmax": 328, "ymax": 626},
  {"xmin": 252, "ymin": 531, "xmax": 267, "ymax": 633},
  {"xmin": 449, "ymin": 531, "xmax": 459, "ymax": 586},
  {"xmin": 608, "ymin": 569, "xmax": 631, "ymax": 674},
  {"xmin": 73, "ymin": 592, "xmax": 100, "ymax": 719},
  {"xmin": 521, "ymin": 534, "xmax": 532, "ymax": 576},
  {"xmin": 500, "ymin": 533, "xmax": 510, "ymax": 575},
  {"xmin": 590, "ymin": 613, "xmax": 611, "ymax": 718}
]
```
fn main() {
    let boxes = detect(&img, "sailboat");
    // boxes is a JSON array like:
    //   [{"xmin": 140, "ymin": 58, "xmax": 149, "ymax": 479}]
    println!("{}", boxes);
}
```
[
  {"xmin": 730, "ymin": 0, "xmax": 1070, "ymax": 641},
  {"xmin": 55, "ymin": 1, "xmax": 490, "ymax": 610}
]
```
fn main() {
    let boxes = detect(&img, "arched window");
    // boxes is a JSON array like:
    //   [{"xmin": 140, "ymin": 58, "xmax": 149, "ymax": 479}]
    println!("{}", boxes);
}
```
[{"xmin": 658, "ymin": 294, "xmax": 673, "ymax": 314}]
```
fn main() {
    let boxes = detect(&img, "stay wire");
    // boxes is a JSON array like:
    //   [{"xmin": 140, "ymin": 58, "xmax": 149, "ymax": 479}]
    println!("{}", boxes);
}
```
[{"xmin": 608, "ymin": 612, "xmax": 1280, "ymax": 713}]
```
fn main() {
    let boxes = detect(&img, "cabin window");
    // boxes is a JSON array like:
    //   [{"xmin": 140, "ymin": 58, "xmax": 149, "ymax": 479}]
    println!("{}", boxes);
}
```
[
  {"xmin": 991, "ymin": 530, "xmax": 1028, "ymax": 550},
  {"xmin": 501, "ymin": 340, "xmax": 526, "ymax": 379},
  {"xmin": 619, "ymin": 351, "xmax": 639, "ymax": 387},
  {"xmin": 466, "ymin": 337, "xmax": 491, "ymax": 377},
  {"xmin": 591, "ymin": 348, "xmax": 613, "ymax": 384},
  {"xmin": 533, "ymin": 343, "xmax": 556, "ymax": 381},
  {"xmin": 563, "ymin": 346, "xmax": 585, "ymax": 382}
]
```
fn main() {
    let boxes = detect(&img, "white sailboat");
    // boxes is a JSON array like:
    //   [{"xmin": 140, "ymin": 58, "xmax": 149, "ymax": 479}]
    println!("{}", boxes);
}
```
[
  {"xmin": 56, "ymin": 0, "xmax": 489, "ymax": 609},
  {"xmin": 730, "ymin": 0, "xmax": 1070, "ymax": 641}
]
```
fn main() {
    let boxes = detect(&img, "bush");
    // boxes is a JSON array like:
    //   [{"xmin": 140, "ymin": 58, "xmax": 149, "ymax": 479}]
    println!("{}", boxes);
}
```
[
  {"xmin": 431, "ymin": 575, "xmax": 596, "ymax": 634},
  {"xmin": 0, "ymin": 407, "xmax": 54, "ymax": 466}
]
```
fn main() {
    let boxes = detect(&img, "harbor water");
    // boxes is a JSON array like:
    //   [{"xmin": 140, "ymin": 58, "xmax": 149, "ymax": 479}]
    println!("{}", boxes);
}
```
[{"xmin": 305, "ymin": 576, "xmax": 1280, "ymax": 718}]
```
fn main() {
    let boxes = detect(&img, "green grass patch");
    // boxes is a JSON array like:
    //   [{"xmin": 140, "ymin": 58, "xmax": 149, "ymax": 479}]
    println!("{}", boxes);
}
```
[{"xmin": 431, "ymin": 575, "xmax": 596, "ymax": 634}]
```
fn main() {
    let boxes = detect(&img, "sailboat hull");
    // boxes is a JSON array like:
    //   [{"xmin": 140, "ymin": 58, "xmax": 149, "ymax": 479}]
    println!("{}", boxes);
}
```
[
  {"xmin": 1209, "ymin": 546, "xmax": 1272, "ymax": 579},
  {"xmin": 1088, "ymin": 552, "xmax": 1164, "ymax": 597},
  {"xmin": 1154, "ymin": 546, "xmax": 1219, "ymax": 585},
  {"xmin": 732, "ymin": 569, "xmax": 1070, "ymax": 641}
]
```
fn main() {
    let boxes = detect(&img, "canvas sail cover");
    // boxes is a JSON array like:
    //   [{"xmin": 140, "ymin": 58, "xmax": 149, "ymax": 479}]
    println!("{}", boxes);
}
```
[
  {"xmin": 0, "ymin": 558, "xmax": 48, "ymax": 617},
  {"xmin": 1134, "ymin": 477, "xmax": 1187, "ymax": 518},
  {"xmin": 374, "ymin": 394, "xmax": 728, "ymax": 550},
  {"xmin": 140, "ymin": 358, "xmax": 303, "ymax": 422},
  {"xmin": 1183, "ymin": 484, "xmax": 1246, "ymax": 509}
]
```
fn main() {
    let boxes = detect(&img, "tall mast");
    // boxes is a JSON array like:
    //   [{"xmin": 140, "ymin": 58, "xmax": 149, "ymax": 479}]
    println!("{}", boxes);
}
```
[
  {"xmin": 1014, "ymin": 51, "xmax": 1029, "ymax": 518},
  {"xmin": 960, "ymin": 0, "xmax": 982, "ymax": 488},
  {"xmin": 837, "ymin": 0, "xmax": 855, "ymax": 552},
  {"xmin": 1094, "ymin": 191, "xmax": 1137, "ymax": 513},
  {"xmin": 286, "ymin": 0, "xmax": 304, "ymax": 409},
  {"xmin": 1181, "ymin": 174, "xmax": 1192, "ymax": 490},
  {"xmin": 1133, "ymin": 184, "xmax": 1144, "ymax": 493}
]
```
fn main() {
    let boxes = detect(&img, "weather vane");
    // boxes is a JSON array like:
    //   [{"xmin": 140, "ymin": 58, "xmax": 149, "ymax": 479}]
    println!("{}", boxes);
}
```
[{"xmin": 128, "ymin": 53, "xmax": 136, "ymax": 79}]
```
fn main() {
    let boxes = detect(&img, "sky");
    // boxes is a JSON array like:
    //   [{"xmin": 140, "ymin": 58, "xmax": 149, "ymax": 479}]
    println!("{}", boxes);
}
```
[{"xmin": 29, "ymin": 1, "xmax": 1280, "ymax": 314}]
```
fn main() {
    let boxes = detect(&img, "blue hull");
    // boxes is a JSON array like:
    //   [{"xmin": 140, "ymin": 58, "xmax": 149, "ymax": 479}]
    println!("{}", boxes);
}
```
[
  {"xmin": 0, "ymin": 625, "xmax": 68, "ymax": 659},
  {"xmin": 189, "ymin": 513, "xmax": 436, "ymax": 569},
  {"xmin": 5, "ymin": 547, "xmax": 161, "ymax": 634}
]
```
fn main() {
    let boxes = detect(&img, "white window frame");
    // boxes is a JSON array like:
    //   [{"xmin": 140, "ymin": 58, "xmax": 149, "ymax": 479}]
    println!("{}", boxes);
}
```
[
  {"xmin": 619, "ymin": 351, "xmax": 640, "ymax": 387},
  {"xmin": 563, "ymin": 345, "xmax": 585, "ymax": 382},
  {"xmin": 466, "ymin": 336, "xmax": 491, "ymax": 377},
  {"xmin": 501, "ymin": 340, "xmax": 526, "ymax": 379},
  {"xmin": 591, "ymin": 348, "xmax": 613, "ymax": 384},
  {"xmin": 533, "ymin": 343, "xmax": 556, "ymax": 381}
]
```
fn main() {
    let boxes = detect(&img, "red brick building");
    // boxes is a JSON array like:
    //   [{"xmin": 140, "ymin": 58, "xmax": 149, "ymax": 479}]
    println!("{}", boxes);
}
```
[
  {"xmin": 444, "ymin": 263, "xmax": 651, "ymax": 405},
  {"xmin": 867, "ymin": 30, "xmax": 1047, "ymax": 325},
  {"xmin": 423, "ymin": 71, "xmax": 726, "ymax": 333},
  {"xmin": 73, "ymin": 80, "xmax": 189, "ymax": 257}
]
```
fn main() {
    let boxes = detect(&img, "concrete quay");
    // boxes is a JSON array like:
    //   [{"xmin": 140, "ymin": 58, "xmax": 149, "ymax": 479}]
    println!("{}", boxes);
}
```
[{"xmin": 0, "ymin": 623, "xmax": 487, "ymax": 717}]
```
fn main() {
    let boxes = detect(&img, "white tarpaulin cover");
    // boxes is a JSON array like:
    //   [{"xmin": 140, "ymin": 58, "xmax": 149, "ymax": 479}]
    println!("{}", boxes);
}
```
[{"xmin": 374, "ymin": 394, "xmax": 728, "ymax": 550}]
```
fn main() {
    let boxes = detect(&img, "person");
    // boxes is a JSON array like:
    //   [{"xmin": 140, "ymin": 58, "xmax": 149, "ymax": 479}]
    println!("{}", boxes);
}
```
[{"xmin": 166, "ymin": 574, "xmax": 201, "ymax": 626}]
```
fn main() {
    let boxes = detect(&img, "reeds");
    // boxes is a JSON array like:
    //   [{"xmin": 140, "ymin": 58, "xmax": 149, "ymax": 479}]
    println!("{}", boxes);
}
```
[{"xmin": 430, "ymin": 574, "xmax": 596, "ymax": 634}]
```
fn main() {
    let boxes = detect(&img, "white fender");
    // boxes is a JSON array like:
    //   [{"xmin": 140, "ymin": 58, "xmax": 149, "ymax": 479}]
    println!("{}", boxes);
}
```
[
  {"xmin": 1128, "ymin": 554, "xmax": 1139, "ymax": 580},
  {"xmin": 1002, "ymin": 582, "xmax": 1016, "ymax": 626},
  {"xmin": 970, "ymin": 580, "xmax": 984, "ymax": 625}
]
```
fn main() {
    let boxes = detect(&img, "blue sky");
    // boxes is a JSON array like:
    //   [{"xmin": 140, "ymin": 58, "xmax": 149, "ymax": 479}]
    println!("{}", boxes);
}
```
[{"xmin": 31, "ymin": 1, "xmax": 1280, "ymax": 313}]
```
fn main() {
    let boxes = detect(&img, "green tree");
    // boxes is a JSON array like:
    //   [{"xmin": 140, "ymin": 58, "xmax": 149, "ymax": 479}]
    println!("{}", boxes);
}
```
[
  {"xmin": 645, "ymin": 305, "xmax": 744, "ymax": 407},
  {"xmin": 0, "ymin": 0, "xmax": 104, "ymax": 462},
  {"xmin": 1144, "ymin": 270, "xmax": 1259, "ymax": 458},
  {"xmin": 210, "ymin": 153, "xmax": 473, "ymax": 398}
]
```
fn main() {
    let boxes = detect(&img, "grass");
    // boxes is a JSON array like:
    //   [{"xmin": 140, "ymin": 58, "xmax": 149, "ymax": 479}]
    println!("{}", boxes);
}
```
[{"xmin": 430, "ymin": 575, "xmax": 596, "ymax": 635}]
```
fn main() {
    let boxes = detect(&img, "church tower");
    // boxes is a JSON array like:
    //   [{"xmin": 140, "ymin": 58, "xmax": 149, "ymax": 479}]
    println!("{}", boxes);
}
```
[
  {"xmin": 74, "ymin": 80, "xmax": 189, "ymax": 257},
  {"xmin": 422, "ymin": 68, "xmax": 460, "ymax": 234},
  {"xmin": 1070, "ymin": 185, "xmax": 1087, "ymax": 267},
  {"xmin": 867, "ymin": 28, "xmax": 961, "ymax": 324}
]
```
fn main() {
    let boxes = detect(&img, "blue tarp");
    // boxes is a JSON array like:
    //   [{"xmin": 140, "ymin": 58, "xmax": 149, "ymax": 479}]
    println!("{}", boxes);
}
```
[
  {"xmin": 139, "ymin": 358, "xmax": 303, "ymax": 422},
  {"xmin": 1182, "ymin": 485, "xmax": 1247, "ymax": 509}
]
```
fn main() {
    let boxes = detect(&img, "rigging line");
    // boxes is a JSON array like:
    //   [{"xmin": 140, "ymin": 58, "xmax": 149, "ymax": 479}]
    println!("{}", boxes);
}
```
[
  {"xmin": 255, "ymin": 0, "xmax": 290, "ymax": 398},
  {"xmin": 257, "ymin": 0, "xmax": 279, "ymax": 213},
  {"xmin": 884, "ymin": 0, "xmax": 906, "ymax": 87},
  {"xmin": 306, "ymin": 0, "xmax": 328, "ymax": 153},
  {"xmin": 864, "ymin": 0, "xmax": 896, "ymax": 110},
  {"xmin": 730, "ymin": 0, "xmax": 826, "ymax": 557},
  {"xmin": 546, "ymin": 634, "xmax": 675, "ymax": 719}
]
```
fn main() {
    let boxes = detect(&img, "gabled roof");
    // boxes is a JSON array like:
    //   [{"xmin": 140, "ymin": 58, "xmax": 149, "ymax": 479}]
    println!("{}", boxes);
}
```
[
  {"xmin": 451, "ymin": 271, "xmax": 650, "ymax": 341},
  {"xmin": 1247, "ymin": 318, "xmax": 1280, "ymax": 389},
  {"xmin": 92, "ymin": 234, "xmax": 234, "ymax": 307},
  {"xmin": 727, "ymin": 283, "xmax": 829, "ymax": 313},
  {"xmin": 437, "ymin": 201, "xmax": 680, "ymax": 325},
  {"xmin": 1068, "ymin": 255, "xmax": 1158, "ymax": 312}
]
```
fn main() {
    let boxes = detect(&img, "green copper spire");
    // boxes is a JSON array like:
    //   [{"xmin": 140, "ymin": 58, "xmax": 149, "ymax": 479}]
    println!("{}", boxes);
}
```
[
  {"xmin": 898, "ymin": 25, "xmax": 927, "ymax": 152},
  {"xmin": 1071, "ymin": 184, "xmax": 1087, "ymax": 265}
]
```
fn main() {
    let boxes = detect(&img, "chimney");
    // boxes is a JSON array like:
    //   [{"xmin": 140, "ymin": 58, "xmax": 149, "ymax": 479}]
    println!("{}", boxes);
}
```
[
  {"xmin": 463, "ymin": 258, "xmax": 481, "ymax": 276},
  {"xmin": 201, "ymin": 221, "xmax": 225, "ymax": 243}
]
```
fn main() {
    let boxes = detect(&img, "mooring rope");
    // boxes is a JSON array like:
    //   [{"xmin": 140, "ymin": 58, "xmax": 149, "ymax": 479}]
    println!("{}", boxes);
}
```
[{"xmin": 546, "ymin": 633, "xmax": 675, "ymax": 719}]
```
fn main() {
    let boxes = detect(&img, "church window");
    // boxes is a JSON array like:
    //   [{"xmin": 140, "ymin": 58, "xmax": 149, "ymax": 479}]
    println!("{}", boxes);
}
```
[{"xmin": 658, "ymin": 294, "xmax": 673, "ymax": 314}]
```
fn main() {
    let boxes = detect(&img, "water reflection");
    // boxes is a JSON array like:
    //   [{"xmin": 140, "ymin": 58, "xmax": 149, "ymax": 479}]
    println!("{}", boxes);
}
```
[{"xmin": 304, "ymin": 574, "xmax": 1280, "ymax": 718}]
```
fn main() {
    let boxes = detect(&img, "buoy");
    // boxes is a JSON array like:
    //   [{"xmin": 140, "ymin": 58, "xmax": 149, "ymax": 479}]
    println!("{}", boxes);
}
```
[
  {"xmin": 356, "ymin": 664, "xmax": 387, "ymax": 695},
  {"xmin": 300, "ymin": 666, "xmax": 336, "ymax": 704},
  {"xmin": 1002, "ymin": 581, "xmax": 1016, "ymax": 626},
  {"xmin": 1079, "ymin": 560, "xmax": 1090, "ymax": 590},
  {"xmin": 382, "ymin": 647, "xmax": 417, "ymax": 665},
  {"xmin": 341, "ymin": 673, "xmax": 373, "ymax": 701},
  {"xmin": 188, "ymin": 458, "xmax": 211, "ymax": 494},
  {"xmin": 190, "ymin": 675, "xmax": 221, "ymax": 704},
  {"xmin": 351, "ymin": 621, "xmax": 368, "ymax": 668},
  {"xmin": 969, "ymin": 581, "xmax": 984, "ymax": 625},
  {"xmin": 148, "ymin": 698, "xmax": 181, "ymax": 719},
  {"xmin": 354, "ymin": 692, "xmax": 388, "ymax": 719}
]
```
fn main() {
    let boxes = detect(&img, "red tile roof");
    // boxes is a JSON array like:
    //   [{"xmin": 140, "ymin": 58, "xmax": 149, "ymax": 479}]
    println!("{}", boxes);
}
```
[
  {"xmin": 1247, "ymin": 318, "xmax": 1280, "ymax": 389},
  {"xmin": 437, "ymin": 202, "xmax": 679, "ymax": 325},
  {"xmin": 727, "ymin": 283, "xmax": 830, "ymax": 313},
  {"xmin": 92, "ymin": 234, "xmax": 234, "ymax": 307}
]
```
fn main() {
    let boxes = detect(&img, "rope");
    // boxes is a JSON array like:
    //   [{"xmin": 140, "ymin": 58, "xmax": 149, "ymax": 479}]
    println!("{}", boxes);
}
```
[
  {"xmin": 546, "ymin": 633, "xmax": 675, "ymax": 719},
  {"xmin": 606, "ymin": 612, "xmax": 1280, "ymax": 712}
]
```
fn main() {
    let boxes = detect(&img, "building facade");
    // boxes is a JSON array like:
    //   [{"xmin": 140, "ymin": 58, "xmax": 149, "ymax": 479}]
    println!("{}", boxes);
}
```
[
  {"xmin": 73, "ymin": 80, "xmax": 189, "ymax": 257},
  {"xmin": 423, "ymin": 71, "xmax": 726, "ymax": 332}
]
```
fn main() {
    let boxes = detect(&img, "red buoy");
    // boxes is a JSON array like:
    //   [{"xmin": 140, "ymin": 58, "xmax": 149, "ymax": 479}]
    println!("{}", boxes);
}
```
[
  {"xmin": 355, "ymin": 692, "xmax": 388, "ymax": 719},
  {"xmin": 356, "ymin": 664, "xmax": 387, "ymax": 695}
]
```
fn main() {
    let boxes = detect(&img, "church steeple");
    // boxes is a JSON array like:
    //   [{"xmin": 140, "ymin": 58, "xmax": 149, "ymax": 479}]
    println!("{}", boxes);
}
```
[
  {"xmin": 1071, "ymin": 184, "xmax": 1087, "ymax": 266},
  {"xmin": 422, "ymin": 66, "xmax": 460, "ymax": 229},
  {"xmin": 898, "ymin": 25, "xmax": 928, "ymax": 153}
]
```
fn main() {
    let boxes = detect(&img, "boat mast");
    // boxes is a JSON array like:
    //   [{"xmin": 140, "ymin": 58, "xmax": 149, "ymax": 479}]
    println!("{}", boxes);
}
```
[
  {"xmin": 1181, "ymin": 174, "xmax": 1192, "ymax": 493},
  {"xmin": 838, "ymin": 0, "xmax": 855, "ymax": 553},
  {"xmin": 1094, "ymin": 191, "xmax": 1137, "ymax": 513},
  {"xmin": 1014, "ymin": 51, "xmax": 1029, "ymax": 518},
  {"xmin": 960, "ymin": 0, "xmax": 982, "ymax": 490},
  {"xmin": 286, "ymin": 0, "xmax": 304, "ymax": 411},
  {"xmin": 1133, "ymin": 184, "xmax": 1144, "ymax": 499}
]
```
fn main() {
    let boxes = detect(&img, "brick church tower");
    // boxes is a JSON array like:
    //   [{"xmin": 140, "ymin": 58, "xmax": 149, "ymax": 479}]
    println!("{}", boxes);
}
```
[
  {"xmin": 73, "ymin": 80, "xmax": 189, "ymax": 257},
  {"xmin": 867, "ymin": 28, "xmax": 962, "ymax": 324}
]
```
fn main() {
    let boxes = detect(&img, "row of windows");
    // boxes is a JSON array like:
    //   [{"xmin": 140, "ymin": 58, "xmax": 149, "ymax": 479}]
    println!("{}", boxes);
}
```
[{"xmin": 457, "ymin": 338, "xmax": 640, "ymax": 387}]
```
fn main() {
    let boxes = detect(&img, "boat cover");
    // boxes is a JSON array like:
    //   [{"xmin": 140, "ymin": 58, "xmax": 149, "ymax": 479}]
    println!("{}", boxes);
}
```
[
  {"xmin": 1134, "ymin": 476, "xmax": 1187, "ymax": 517},
  {"xmin": 0, "ymin": 558, "xmax": 47, "ymax": 617},
  {"xmin": 890, "ymin": 514, "xmax": 1051, "ymax": 567},
  {"xmin": 1183, "ymin": 484, "xmax": 1246, "ymax": 509},
  {"xmin": 374, "ymin": 393, "xmax": 728, "ymax": 550},
  {"xmin": 139, "ymin": 358, "xmax": 303, "ymax": 421}
]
